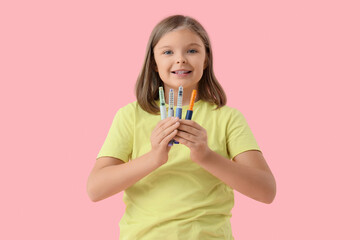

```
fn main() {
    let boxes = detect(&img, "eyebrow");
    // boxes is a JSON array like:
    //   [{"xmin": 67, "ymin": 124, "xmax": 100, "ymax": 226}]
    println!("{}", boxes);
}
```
[{"xmin": 157, "ymin": 43, "xmax": 203, "ymax": 49}]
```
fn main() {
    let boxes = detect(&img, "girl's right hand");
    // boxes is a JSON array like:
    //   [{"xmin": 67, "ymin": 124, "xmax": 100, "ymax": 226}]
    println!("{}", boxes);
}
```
[{"xmin": 150, "ymin": 117, "xmax": 180, "ymax": 166}]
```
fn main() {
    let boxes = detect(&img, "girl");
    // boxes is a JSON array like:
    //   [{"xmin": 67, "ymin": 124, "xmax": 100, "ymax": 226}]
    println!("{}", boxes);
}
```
[{"xmin": 87, "ymin": 15, "xmax": 276, "ymax": 239}]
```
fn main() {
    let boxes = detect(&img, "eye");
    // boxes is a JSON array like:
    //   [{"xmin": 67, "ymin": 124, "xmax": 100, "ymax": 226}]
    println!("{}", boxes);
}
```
[
  {"xmin": 163, "ymin": 50, "xmax": 173, "ymax": 55},
  {"xmin": 188, "ymin": 49, "xmax": 198, "ymax": 53}
]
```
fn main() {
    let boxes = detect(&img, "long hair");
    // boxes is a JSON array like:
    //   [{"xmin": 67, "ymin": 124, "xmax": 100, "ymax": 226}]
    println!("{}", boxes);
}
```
[{"xmin": 135, "ymin": 15, "xmax": 227, "ymax": 114}]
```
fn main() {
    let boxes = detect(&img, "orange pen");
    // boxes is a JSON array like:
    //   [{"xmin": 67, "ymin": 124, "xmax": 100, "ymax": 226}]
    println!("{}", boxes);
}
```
[{"xmin": 185, "ymin": 90, "xmax": 197, "ymax": 120}]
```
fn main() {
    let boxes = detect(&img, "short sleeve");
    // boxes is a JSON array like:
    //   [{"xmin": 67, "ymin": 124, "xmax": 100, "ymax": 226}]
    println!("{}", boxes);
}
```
[
  {"xmin": 226, "ymin": 109, "xmax": 261, "ymax": 160},
  {"xmin": 96, "ymin": 105, "xmax": 134, "ymax": 162}
]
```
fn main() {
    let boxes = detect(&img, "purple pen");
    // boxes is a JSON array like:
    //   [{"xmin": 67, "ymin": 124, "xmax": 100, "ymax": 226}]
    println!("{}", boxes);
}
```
[{"xmin": 174, "ymin": 86, "xmax": 183, "ymax": 144}]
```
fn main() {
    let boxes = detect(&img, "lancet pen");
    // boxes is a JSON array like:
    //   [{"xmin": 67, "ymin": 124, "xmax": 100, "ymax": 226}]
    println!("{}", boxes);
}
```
[
  {"xmin": 185, "ymin": 90, "xmax": 197, "ymax": 120},
  {"xmin": 168, "ymin": 89, "xmax": 175, "ymax": 146},
  {"xmin": 159, "ymin": 87, "xmax": 166, "ymax": 120},
  {"xmin": 174, "ymin": 86, "xmax": 183, "ymax": 144},
  {"xmin": 168, "ymin": 89, "xmax": 174, "ymax": 118}
]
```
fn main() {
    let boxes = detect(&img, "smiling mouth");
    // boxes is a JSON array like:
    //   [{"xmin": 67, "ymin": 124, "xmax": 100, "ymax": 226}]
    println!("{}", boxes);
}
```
[{"xmin": 171, "ymin": 71, "xmax": 192, "ymax": 74}]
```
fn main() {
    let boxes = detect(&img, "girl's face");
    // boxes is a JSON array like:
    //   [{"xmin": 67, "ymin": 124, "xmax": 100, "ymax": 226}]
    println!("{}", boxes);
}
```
[{"xmin": 153, "ymin": 28, "xmax": 207, "ymax": 92}]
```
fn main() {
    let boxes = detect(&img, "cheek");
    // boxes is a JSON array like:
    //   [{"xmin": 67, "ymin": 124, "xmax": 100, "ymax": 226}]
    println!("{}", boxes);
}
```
[
  {"xmin": 157, "ymin": 62, "xmax": 170, "ymax": 72},
  {"xmin": 196, "ymin": 62, "xmax": 205, "ymax": 73},
  {"xmin": 157, "ymin": 66, "xmax": 170, "ymax": 79},
  {"xmin": 159, "ymin": 68, "xmax": 170, "ymax": 76}
]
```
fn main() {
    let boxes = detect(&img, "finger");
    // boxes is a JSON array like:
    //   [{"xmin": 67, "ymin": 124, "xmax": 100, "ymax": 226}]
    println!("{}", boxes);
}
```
[
  {"xmin": 160, "ymin": 129, "xmax": 179, "ymax": 146},
  {"xmin": 177, "ymin": 124, "xmax": 200, "ymax": 136},
  {"xmin": 175, "ymin": 131, "xmax": 196, "ymax": 144},
  {"xmin": 155, "ymin": 121, "xmax": 180, "ymax": 144},
  {"xmin": 156, "ymin": 117, "xmax": 179, "ymax": 130},
  {"xmin": 179, "ymin": 119, "xmax": 203, "ymax": 130},
  {"xmin": 173, "ymin": 135, "xmax": 193, "ymax": 147},
  {"xmin": 151, "ymin": 118, "xmax": 178, "ymax": 144},
  {"xmin": 153, "ymin": 117, "xmax": 179, "ymax": 138}
]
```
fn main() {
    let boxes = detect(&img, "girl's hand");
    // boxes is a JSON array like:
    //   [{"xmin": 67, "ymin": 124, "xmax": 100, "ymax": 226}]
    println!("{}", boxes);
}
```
[
  {"xmin": 173, "ymin": 119, "xmax": 212, "ymax": 163},
  {"xmin": 150, "ymin": 117, "xmax": 180, "ymax": 166}
]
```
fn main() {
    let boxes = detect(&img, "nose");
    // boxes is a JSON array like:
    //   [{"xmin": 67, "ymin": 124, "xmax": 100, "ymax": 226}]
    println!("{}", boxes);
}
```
[{"xmin": 176, "ymin": 54, "xmax": 187, "ymax": 64}]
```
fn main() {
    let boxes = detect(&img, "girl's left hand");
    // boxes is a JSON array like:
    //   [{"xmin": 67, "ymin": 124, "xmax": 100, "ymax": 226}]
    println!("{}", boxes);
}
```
[{"xmin": 173, "ymin": 119, "xmax": 212, "ymax": 163}]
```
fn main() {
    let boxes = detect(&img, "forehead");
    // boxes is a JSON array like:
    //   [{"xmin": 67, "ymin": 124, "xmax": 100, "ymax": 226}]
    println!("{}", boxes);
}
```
[{"xmin": 155, "ymin": 28, "xmax": 204, "ymax": 49}]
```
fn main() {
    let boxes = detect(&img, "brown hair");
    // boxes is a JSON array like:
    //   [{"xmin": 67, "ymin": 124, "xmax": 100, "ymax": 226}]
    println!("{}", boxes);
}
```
[{"xmin": 135, "ymin": 15, "xmax": 227, "ymax": 114}]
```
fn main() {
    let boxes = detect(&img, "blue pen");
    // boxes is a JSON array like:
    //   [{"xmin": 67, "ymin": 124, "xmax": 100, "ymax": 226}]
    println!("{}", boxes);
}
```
[
  {"xmin": 168, "ymin": 89, "xmax": 175, "ymax": 146},
  {"xmin": 174, "ymin": 86, "xmax": 183, "ymax": 144}
]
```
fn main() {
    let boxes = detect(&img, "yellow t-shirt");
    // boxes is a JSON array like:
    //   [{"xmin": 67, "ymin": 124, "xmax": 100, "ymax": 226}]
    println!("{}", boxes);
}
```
[{"xmin": 97, "ymin": 100, "xmax": 261, "ymax": 240}]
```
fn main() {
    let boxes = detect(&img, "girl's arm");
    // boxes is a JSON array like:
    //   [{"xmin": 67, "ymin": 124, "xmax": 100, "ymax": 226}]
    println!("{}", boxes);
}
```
[
  {"xmin": 193, "ymin": 150, "xmax": 276, "ymax": 204},
  {"xmin": 87, "ymin": 117, "xmax": 180, "ymax": 202},
  {"xmin": 87, "ymin": 153, "xmax": 160, "ymax": 202},
  {"xmin": 174, "ymin": 119, "xmax": 276, "ymax": 204}
]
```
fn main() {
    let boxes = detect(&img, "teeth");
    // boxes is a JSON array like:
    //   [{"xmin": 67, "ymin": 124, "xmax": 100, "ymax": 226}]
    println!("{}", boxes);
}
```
[{"xmin": 175, "ymin": 71, "xmax": 190, "ymax": 74}]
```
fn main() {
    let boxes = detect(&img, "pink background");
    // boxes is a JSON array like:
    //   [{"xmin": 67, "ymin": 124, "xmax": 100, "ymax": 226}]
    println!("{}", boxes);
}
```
[{"xmin": 1, "ymin": 0, "xmax": 359, "ymax": 239}]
